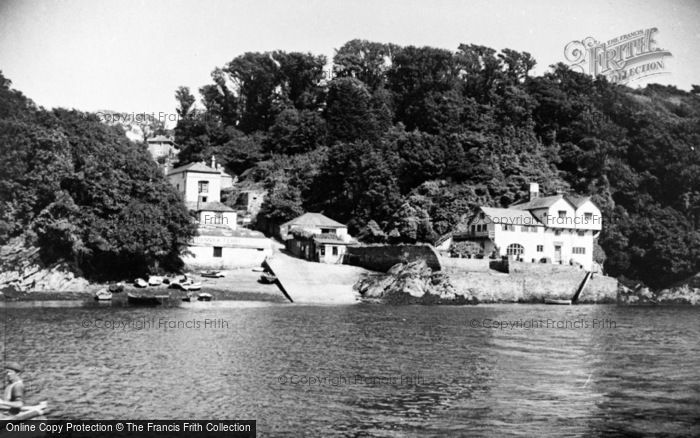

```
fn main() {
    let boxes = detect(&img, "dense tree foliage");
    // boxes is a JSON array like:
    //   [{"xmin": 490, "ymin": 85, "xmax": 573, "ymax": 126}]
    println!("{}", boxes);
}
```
[
  {"xmin": 0, "ymin": 72, "xmax": 195, "ymax": 279},
  {"xmin": 170, "ymin": 42, "xmax": 700, "ymax": 288}
]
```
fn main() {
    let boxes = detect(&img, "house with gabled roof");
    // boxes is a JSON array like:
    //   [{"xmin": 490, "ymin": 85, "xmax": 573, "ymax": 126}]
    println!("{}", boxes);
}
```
[
  {"xmin": 461, "ymin": 183, "xmax": 602, "ymax": 270},
  {"xmin": 282, "ymin": 213, "xmax": 358, "ymax": 264},
  {"xmin": 280, "ymin": 212, "xmax": 349, "ymax": 239},
  {"xmin": 164, "ymin": 156, "xmax": 274, "ymax": 269}
]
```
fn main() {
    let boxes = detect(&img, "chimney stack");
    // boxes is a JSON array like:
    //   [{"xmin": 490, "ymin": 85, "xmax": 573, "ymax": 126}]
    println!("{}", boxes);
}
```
[
  {"xmin": 211, "ymin": 155, "xmax": 216, "ymax": 169},
  {"xmin": 529, "ymin": 182, "xmax": 539, "ymax": 200}
]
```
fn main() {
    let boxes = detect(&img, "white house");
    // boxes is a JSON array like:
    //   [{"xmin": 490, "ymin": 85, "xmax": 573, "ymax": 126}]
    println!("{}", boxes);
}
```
[
  {"xmin": 463, "ymin": 183, "xmax": 602, "ymax": 270},
  {"xmin": 181, "ymin": 225, "xmax": 272, "ymax": 269},
  {"xmin": 281, "ymin": 213, "xmax": 357, "ymax": 264},
  {"xmin": 168, "ymin": 161, "xmax": 222, "ymax": 204},
  {"xmin": 279, "ymin": 212, "xmax": 350, "ymax": 240},
  {"xmin": 165, "ymin": 156, "xmax": 274, "ymax": 269}
]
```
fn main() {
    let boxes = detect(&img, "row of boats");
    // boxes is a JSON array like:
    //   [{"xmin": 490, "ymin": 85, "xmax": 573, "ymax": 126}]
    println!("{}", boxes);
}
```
[{"xmin": 94, "ymin": 271, "xmax": 226, "ymax": 303}]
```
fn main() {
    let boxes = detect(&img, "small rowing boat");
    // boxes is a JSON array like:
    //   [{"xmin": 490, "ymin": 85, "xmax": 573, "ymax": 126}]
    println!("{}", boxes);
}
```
[
  {"xmin": 134, "ymin": 278, "xmax": 148, "ymax": 288},
  {"xmin": 186, "ymin": 282, "xmax": 202, "ymax": 291},
  {"xmin": 94, "ymin": 288, "xmax": 112, "ymax": 301},
  {"xmin": 200, "ymin": 270, "xmax": 225, "ymax": 278},
  {"xmin": 148, "ymin": 276, "xmax": 163, "ymax": 286},
  {"xmin": 545, "ymin": 299, "xmax": 572, "ymax": 305},
  {"xmin": 259, "ymin": 273, "xmax": 277, "ymax": 284}
]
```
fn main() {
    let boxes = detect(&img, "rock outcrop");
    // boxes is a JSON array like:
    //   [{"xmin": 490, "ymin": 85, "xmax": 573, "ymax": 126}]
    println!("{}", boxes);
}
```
[
  {"xmin": 354, "ymin": 260, "xmax": 478, "ymax": 304},
  {"xmin": 617, "ymin": 273, "xmax": 700, "ymax": 305},
  {"xmin": 656, "ymin": 273, "xmax": 700, "ymax": 305},
  {"xmin": 0, "ymin": 239, "xmax": 94, "ymax": 293}
]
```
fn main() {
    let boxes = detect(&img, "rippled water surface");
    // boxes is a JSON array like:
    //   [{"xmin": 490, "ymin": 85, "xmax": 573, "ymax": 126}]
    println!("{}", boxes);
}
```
[{"xmin": 2, "ymin": 302, "xmax": 699, "ymax": 436}]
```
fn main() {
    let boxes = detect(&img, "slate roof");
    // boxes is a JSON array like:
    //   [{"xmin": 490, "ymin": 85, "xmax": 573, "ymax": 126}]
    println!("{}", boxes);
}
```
[
  {"xmin": 479, "ymin": 207, "xmax": 544, "ymax": 226},
  {"xmin": 282, "ymin": 213, "xmax": 346, "ymax": 229},
  {"xmin": 564, "ymin": 195, "xmax": 591, "ymax": 208},
  {"xmin": 168, "ymin": 162, "xmax": 220, "ymax": 175},
  {"xmin": 509, "ymin": 194, "xmax": 565, "ymax": 210},
  {"xmin": 510, "ymin": 194, "xmax": 593, "ymax": 210}
]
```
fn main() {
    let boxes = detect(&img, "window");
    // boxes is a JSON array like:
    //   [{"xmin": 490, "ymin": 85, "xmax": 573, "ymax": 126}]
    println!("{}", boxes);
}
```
[
  {"xmin": 471, "ymin": 225, "xmax": 476, "ymax": 234},
  {"xmin": 555, "ymin": 230, "xmax": 562, "ymax": 236},
  {"xmin": 321, "ymin": 228, "xmax": 334, "ymax": 234},
  {"xmin": 213, "ymin": 247, "xmax": 222, "ymax": 258},
  {"xmin": 200, "ymin": 196, "xmax": 208, "ymax": 203},
  {"xmin": 503, "ymin": 224, "xmax": 513, "ymax": 231},
  {"xmin": 479, "ymin": 212, "xmax": 485, "ymax": 220},
  {"xmin": 577, "ymin": 230, "xmax": 585, "ymax": 236},
  {"xmin": 198, "ymin": 181, "xmax": 209, "ymax": 194},
  {"xmin": 584, "ymin": 212, "xmax": 593, "ymax": 222},
  {"xmin": 573, "ymin": 247, "xmax": 586, "ymax": 254},
  {"xmin": 332, "ymin": 246, "xmax": 338, "ymax": 255},
  {"xmin": 320, "ymin": 246, "xmax": 325, "ymax": 256},
  {"xmin": 506, "ymin": 244, "xmax": 524, "ymax": 256},
  {"xmin": 176, "ymin": 183, "xmax": 180, "ymax": 191},
  {"xmin": 521, "ymin": 226, "xmax": 528, "ymax": 232},
  {"xmin": 558, "ymin": 210, "xmax": 566, "ymax": 219},
  {"xmin": 536, "ymin": 245, "xmax": 544, "ymax": 252}
]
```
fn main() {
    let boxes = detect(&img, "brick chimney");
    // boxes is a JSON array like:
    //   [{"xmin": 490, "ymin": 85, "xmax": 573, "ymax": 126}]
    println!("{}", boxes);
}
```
[
  {"xmin": 211, "ymin": 155, "xmax": 216, "ymax": 169},
  {"xmin": 529, "ymin": 182, "xmax": 539, "ymax": 200}
]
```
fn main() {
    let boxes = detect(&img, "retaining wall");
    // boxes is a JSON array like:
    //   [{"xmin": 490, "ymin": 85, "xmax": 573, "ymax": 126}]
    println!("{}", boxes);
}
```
[
  {"xmin": 343, "ymin": 244, "xmax": 442, "ymax": 272},
  {"xmin": 449, "ymin": 270, "xmax": 617, "ymax": 303}
]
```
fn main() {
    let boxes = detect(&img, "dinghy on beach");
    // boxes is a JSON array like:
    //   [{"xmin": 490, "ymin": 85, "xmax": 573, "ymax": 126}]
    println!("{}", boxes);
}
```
[
  {"xmin": 544, "ymin": 299, "xmax": 572, "ymax": 305},
  {"xmin": 94, "ymin": 288, "xmax": 112, "ymax": 301}
]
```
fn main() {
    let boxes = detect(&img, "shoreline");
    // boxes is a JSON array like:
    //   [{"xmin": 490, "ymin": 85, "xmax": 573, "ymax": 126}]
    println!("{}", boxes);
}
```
[
  {"xmin": 1, "ymin": 267, "xmax": 288, "ymax": 303},
  {"xmin": 3, "ymin": 259, "xmax": 698, "ymax": 306}
]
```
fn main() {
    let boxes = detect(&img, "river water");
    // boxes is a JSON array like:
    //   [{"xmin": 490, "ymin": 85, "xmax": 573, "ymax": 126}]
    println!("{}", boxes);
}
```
[{"xmin": 1, "ymin": 301, "xmax": 699, "ymax": 436}]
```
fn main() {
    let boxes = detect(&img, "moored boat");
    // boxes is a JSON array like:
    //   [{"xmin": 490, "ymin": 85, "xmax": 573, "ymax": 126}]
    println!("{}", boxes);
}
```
[
  {"xmin": 148, "ymin": 275, "xmax": 163, "ymax": 286},
  {"xmin": 259, "ymin": 273, "xmax": 277, "ymax": 284},
  {"xmin": 200, "ymin": 270, "xmax": 225, "ymax": 278},
  {"xmin": 134, "ymin": 278, "xmax": 148, "ymax": 288},
  {"xmin": 544, "ymin": 299, "xmax": 572, "ymax": 305},
  {"xmin": 197, "ymin": 292, "xmax": 213, "ymax": 301},
  {"xmin": 94, "ymin": 288, "xmax": 112, "ymax": 301},
  {"xmin": 186, "ymin": 282, "xmax": 202, "ymax": 291}
]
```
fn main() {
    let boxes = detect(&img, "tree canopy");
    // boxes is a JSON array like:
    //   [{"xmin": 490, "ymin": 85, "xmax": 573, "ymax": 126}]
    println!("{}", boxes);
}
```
[
  {"xmin": 0, "ymin": 72, "xmax": 195, "ymax": 280},
  {"xmin": 169, "ymin": 42, "xmax": 700, "ymax": 288}
]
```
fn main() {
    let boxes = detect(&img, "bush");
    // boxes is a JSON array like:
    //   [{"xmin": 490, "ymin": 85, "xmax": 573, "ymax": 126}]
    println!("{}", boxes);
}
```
[{"xmin": 450, "ymin": 241, "xmax": 483, "ymax": 258}]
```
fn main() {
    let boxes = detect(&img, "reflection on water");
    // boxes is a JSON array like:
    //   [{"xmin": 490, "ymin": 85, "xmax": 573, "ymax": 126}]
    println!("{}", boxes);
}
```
[{"xmin": 1, "ymin": 303, "xmax": 699, "ymax": 436}]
